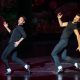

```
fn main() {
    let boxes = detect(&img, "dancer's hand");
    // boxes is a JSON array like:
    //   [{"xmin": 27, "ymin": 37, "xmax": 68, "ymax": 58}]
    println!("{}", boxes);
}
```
[
  {"xmin": 57, "ymin": 12, "xmax": 63, "ymax": 19},
  {"xmin": 14, "ymin": 41, "xmax": 20, "ymax": 47},
  {"xmin": 3, "ymin": 21, "xmax": 8, "ymax": 28},
  {"xmin": 76, "ymin": 46, "xmax": 80, "ymax": 52}
]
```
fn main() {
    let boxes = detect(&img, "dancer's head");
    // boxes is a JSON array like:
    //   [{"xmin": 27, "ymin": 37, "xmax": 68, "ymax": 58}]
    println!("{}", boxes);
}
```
[
  {"xmin": 73, "ymin": 14, "xmax": 80, "ymax": 23},
  {"xmin": 18, "ymin": 16, "xmax": 26, "ymax": 25}
]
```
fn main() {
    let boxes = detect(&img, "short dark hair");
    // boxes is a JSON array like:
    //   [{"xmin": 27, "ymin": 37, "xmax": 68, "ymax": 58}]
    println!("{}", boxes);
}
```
[
  {"xmin": 19, "ymin": 16, "xmax": 27, "ymax": 21},
  {"xmin": 76, "ymin": 14, "xmax": 80, "ymax": 16}
]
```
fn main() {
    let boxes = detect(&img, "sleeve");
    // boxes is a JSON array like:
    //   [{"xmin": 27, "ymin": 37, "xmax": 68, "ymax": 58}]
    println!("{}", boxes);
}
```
[
  {"xmin": 18, "ymin": 27, "xmax": 27, "ymax": 38},
  {"xmin": 73, "ymin": 24, "xmax": 77, "ymax": 29},
  {"xmin": 69, "ymin": 21, "xmax": 77, "ymax": 29}
]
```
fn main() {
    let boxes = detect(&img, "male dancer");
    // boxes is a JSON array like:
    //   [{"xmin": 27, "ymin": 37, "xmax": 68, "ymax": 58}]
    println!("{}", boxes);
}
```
[
  {"xmin": 51, "ymin": 13, "xmax": 80, "ymax": 74},
  {"xmin": 1, "ymin": 16, "xmax": 30, "ymax": 75}
]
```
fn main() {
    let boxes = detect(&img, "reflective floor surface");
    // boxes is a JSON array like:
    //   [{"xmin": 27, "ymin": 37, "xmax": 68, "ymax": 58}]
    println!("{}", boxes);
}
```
[{"xmin": 0, "ymin": 56, "xmax": 80, "ymax": 80}]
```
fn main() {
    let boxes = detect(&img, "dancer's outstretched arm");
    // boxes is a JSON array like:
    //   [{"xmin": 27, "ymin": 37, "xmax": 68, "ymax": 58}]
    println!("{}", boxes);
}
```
[
  {"xmin": 3, "ymin": 21, "xmax": 11, "ymax": 33},
  {"xmin": 57, "ymin": 12, "xmax": 68, "ymax": 27}
]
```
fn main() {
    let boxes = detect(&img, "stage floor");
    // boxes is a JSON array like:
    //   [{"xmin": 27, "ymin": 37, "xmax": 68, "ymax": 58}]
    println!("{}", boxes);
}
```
[{"xmin": 0, "ymin": 56, "xmax": 80, "ymax": 80}]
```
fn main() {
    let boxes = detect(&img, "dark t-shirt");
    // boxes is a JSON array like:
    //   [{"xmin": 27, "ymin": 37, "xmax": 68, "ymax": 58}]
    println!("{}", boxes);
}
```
[
  {"xmin": 9, "ymin": 25, "xmax": 26, "ymax": 43},
  {"xmin": 60, "ymin": 22, "xmax": 77, "ymax": 39}
]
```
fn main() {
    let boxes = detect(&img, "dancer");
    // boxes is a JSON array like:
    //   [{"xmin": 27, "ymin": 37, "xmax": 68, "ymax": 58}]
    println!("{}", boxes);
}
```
[
  {"xmin": 51, "ymin": 13, "xmax": 80, "ymax": 74},
  {"xmin": 1, "ymin": 16, "xmax": 30, "ymax": 75}
]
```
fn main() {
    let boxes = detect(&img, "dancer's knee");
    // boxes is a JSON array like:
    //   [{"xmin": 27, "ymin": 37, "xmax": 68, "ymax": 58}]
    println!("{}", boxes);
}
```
[{"xmin": 51, "ymin": 51, "xmax": 57, "ymax": 58}]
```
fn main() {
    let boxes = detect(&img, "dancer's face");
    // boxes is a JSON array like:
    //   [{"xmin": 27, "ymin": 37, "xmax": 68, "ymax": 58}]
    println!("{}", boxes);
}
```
[
  {"xmin": 18, "ymin": 17, "xmax": 25, "ymax": 25},
  {"xmin": 73, "ymin": 15, "xmax": 80, "ymax": 22}
]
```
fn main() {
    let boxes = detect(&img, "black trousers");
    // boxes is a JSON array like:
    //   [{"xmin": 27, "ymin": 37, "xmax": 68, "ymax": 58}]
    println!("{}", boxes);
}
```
[{"xmin": 1, "ymin": 43, "xmax": 26, "ymax": 68}]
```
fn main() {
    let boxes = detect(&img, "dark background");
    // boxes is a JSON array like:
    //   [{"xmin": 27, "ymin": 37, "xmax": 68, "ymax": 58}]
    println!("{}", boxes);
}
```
[{"xmin": 0, "ymin": 0, "xmax": 80, "ymax": 59}]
